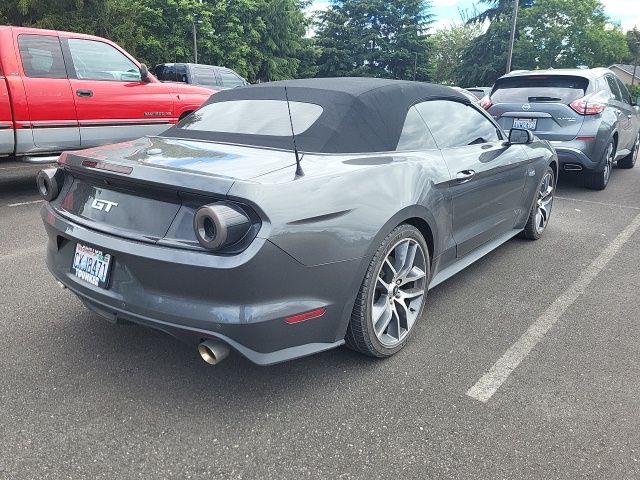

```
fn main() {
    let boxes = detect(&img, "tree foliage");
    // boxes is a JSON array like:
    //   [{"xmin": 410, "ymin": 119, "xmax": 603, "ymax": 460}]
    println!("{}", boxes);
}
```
[
  {"xmin": 453, "ymin": 0, "xmax": 630, "ymax": 87},
  {"xmin": 514, "ymin": 0, "xmax": 629, "ymax": 70},
  {"xmin": 0, "ymin": 0, "xmax": 633, "ymax": 87},
  {"xmin": 624, "ymin": 27, "xmax": 640, "ymax": 63},
  {"xmin": 429, "ymin": 21, "xmax": 483, "ymax": 85},
  {"xmin": 314, "ymin": 0, "xmax": 433, "ymax": 81},
  {"xmin": 0, "ymin": 0, "xmax": 312, "ymax": 82}
]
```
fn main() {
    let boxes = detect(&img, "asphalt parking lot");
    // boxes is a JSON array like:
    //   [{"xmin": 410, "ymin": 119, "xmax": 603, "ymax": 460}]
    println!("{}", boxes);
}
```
[{"xmin": 1, "ymin": 160, "xmax": 639, "ymax": 479}]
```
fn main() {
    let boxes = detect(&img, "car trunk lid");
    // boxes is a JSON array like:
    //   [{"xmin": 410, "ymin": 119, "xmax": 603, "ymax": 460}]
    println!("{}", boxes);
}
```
[
  {"xmin": 53, "ymin": 136, "xmax": 295, "ymax": 244},
  {"xmin": 488, "ymin": 75, "xmax": 589, "ymax": 141}
]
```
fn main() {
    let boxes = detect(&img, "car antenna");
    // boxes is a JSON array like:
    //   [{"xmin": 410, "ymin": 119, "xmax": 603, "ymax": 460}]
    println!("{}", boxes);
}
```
[{"xmin": 284, "ymin": 86, "xmax": 304, "ymax": 177}]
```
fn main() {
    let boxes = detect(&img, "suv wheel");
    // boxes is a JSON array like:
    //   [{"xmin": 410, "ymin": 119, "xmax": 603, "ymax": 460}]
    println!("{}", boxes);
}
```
[
  {"xmin": 585, "ymin": 139, "xmax": 615, "ymax": 190},
  {"xmin": 345, "ymin": 224, "xmax": 429, "ymax": 358},
  {"xmin": 618, "ymin": 133, "xmax": 639, "ymax": 169}
]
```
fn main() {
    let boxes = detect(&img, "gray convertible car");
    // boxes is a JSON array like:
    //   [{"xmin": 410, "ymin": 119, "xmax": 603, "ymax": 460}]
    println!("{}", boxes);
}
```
[{"xmin": 38, "ymin": 78, "xmax": 557, "ymax": 365}]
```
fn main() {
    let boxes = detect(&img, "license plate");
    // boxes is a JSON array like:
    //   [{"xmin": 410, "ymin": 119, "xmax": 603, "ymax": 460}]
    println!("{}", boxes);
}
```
[
  {"xmin": 71, "ymin": 243, "xmax": 112, "ymax": 289},
  {"xmin": 513, "ymin": 118, "xmax": 537, "ymax": 129}
]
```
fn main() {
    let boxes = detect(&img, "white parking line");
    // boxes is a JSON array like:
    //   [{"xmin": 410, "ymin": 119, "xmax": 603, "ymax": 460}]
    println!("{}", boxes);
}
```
[
  {"xmin": 7, "ymin": 199, "xmax": 44, "ymax": 207},
  {"xmin": 466, "ymin": 211, "xmax": 640, "ymax": 403},
  {"xmin": 556, "ymin": 196, "xmax": 640, "ymax": 211}
]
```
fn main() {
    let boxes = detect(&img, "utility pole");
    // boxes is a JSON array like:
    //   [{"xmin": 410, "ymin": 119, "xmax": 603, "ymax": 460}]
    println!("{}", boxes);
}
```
[
  {"xmin": 413, "ymin": 52, "xmax": 418, "ymax": 81},
  {"xmin": 632, "ymin": 39, "xmax": 640, "ymax": 87},
  {"xmin": 192, "ymin": 17, "xmax": 198, "ymax": 64},
  {"xmin": 193, "ymin": 0, "xmax": 203, "ymax": 64},
  {"xmin": 506, "ymin": 0, "xmax": 520, "ymax": 74}
]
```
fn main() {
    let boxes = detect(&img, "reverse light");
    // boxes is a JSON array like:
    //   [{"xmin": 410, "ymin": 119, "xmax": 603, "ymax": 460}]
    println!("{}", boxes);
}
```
[
  {"xmin": 285, "ymin": 308, "xmax": 327, "ymax": 325},
  {"xmin": 480, "ymin": 95, "xmax": 492, "ymax": 110},
  {"xmin": 194, "ymin": 202, "xmax": 253, "ymax": 251}
]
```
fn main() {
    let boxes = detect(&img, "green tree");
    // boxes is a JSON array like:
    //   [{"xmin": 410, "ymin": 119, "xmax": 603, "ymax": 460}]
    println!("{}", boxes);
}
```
[
  {"xmin": 455, "ymin": 0, "xmax": 532, "ymax": 86},
  {"xmin": 0, "ymin": 0, "xmax": 312, "ymax": 82},
  {"xmin": 429, "ymin": 21, "xmax": 483, "ymax": 85},
  {"xmin": 514, "ymin": 0, "xmax": 629, "ymax": 69},
  {"xmin": 455, "ymin": 16, "xmax": 513, "ymax": 86},
  {"xmin": 314, "ymin": 0, "xmax": 434, "ymax": 80},
  {"xmin": 624, "ymin": 27, "xmax": 640, "ymax": 63}
]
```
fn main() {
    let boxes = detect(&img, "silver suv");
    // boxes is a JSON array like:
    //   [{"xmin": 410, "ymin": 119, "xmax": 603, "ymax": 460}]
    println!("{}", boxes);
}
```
[{"xmin": 485, "ymin": 68, "xmax": 640, "ymax": 190}]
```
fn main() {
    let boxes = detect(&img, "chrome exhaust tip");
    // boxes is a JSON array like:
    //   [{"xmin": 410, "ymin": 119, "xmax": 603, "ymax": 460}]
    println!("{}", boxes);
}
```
[
  {"xmin": 563, "ymin": 163, "xmax": 583, "ymax": 171},
  {"xmin": 198, "ymin": 339, "xmax": 230, "ymax": 365}
]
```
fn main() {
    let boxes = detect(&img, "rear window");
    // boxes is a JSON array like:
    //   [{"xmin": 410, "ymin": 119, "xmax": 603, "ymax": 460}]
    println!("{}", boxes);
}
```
[
  {"xmin": 192, "ymin": 66, "xmax": 219, "ymax": 88},
  {"xmin": 155, "ymin": 64, "xmax": 177, "ymax": 82},
  {"xmin": 491, "ymin": 75, "xmax": 588, "ymax": 103},
  {"xmin": 179, "ymin": 100, "xmax": 323, "ymax": 136},
  {"xmin": 18, "ymin": 34, "xmax": 67, "ymax": 79}
]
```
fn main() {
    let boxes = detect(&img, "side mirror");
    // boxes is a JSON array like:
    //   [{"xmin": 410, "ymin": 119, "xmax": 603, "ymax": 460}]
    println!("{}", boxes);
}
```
[
  {"xmin": 508, "ymin": 128, "xmax": 534, "ymax": 145},
  {"xmin": 634, "ymin": 96, "xmax": 640, "ymax": 107},
  {"xmin": 139, "ymin": 63, "xmax": 150, "ymax": 83}
]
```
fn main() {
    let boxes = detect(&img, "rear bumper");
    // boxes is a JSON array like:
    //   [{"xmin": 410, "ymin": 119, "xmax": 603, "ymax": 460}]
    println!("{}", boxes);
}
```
[
  {"xmin": 549, "ymin": 140, "xmax": 602, "ymax": 172},
  {"xmin": 42, "ymin": 204, "xmax": 361, "ymax": 365}
]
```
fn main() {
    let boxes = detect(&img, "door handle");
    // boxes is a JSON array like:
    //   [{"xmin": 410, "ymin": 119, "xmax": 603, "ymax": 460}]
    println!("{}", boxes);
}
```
[
  {"xmin": 76, "ymin": 89, "xmax": 93, "ymax": 97},
  {"xmin": 455, "ymin": 170, "xmax": 476, "ymax": 183}
]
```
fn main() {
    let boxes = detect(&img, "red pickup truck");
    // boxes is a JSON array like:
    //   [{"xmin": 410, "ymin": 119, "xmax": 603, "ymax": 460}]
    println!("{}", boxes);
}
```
[{"xmin": 0, "ymin": 26, "xmax": 215, "ymax": 162}]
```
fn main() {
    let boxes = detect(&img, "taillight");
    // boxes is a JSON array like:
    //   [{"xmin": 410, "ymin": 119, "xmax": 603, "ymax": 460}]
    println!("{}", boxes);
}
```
[
  {"xmin": 480, "ymin": 96, "xmax": 492, "ymax": 110},
  {"xmin": 36, "ymin": 168, "xmax": 65, "ymax": 202},
  {"xmin": 569, "ymin": 97, "xmax": 606, "ymax": 115},
  {"xmin": 193, "ymin": 202, "xmax": 258, "ymax": 252}
]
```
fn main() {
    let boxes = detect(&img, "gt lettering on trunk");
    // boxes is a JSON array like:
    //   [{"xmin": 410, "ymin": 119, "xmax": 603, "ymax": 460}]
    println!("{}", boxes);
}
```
[{"xmin": 91, "ymin": 199, "xmax": 118, "ymax": 212}]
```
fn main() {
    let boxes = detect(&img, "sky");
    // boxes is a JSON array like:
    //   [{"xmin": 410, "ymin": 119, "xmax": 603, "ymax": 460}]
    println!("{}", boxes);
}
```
[{"xmin": 309, "ymin": 0, "xmax": 640, "ymax": 32}]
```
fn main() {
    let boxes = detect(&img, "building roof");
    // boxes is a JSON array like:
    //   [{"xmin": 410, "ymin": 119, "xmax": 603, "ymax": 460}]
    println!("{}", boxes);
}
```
[{"xmin": 609, "ymin": 64, "xmax": 640, "ymax": 79}]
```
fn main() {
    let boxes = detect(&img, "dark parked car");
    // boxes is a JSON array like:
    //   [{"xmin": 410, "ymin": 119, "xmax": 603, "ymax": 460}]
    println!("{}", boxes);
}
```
[
  {"xmin": 38, "ymin": 78, "xmax": 557, "ymax": 365},
  {"xmin": 451, "ymin": 86, "xmax": 480, "ymax": 103},
  {"xmin": 467, "ymin": 86, "xmax": 491, "ymax": 100},
  {"xmin": 154, "ymin": 63, "xmax": 248, "ymax": 90},
  {"xmin": 485, "ymin": 68, "xmax": 640, "ymax": 190}
]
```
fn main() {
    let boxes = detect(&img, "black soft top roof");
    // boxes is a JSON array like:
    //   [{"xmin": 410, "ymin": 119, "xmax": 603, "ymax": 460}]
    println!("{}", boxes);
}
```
[{"xmin": 162, "ymin": 77, "xmax": 469, "ymax": 154}]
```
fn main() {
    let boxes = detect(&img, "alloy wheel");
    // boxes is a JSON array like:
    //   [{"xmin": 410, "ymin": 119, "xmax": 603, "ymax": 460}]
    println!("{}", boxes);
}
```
[
  {"xmin": 371, "ymin": 238, "xmax": 427, "ymax": 347},
  {"xmin": 633, "ymin": 134, "xmax": 639, "ymax": 166},
  {"xmin": 534, "ymin": 170, "xmax": 555, "ymax": 234},
  {"xmin": 603, "ymin": 142, "xmax": 614, "ymax": 184}
]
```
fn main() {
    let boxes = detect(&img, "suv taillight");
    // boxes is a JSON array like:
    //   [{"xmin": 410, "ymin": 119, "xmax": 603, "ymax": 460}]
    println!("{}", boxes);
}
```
[
  {"xmin": 480, "ymin": 96, "xmax": 492, "ymax": 110},
  {"xmin": 569, "ymin": 97, "xmax": 606, "ymax": 115}
]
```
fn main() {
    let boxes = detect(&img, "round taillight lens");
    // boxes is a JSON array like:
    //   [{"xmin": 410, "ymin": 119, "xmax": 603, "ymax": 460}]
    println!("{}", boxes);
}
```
[
  {"xmin": 193, "ymin": 203, "xmax": 252, "ymax": 250},
  {"xmin": 36, "ymin": 168, "xmax": 64, "ymax": 202}
]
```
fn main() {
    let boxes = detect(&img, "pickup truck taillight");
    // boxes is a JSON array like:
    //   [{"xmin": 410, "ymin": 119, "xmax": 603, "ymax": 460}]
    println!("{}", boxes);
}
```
[{"xmin": 480, "ymin": 96, "xmax": 492, "ymax": 110}]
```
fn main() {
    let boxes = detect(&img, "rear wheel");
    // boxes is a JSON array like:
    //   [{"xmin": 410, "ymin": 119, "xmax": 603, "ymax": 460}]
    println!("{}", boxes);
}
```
[
  {"xmin": 520, "ymin": 166, "xmax": 555, "ymax": 240},
  {"xmin": 617, "ymin": 133, "xmax": 639, "ymax": 169},
  {"xmin": 584, "ymin": 139, "xmax": 616, "ymax": 190},
  {"xmin": 345, "ymin": 225, "xmax": 429, "ymax": 358},
  {"xmin": 584, "ymin": 139, "xmax": 615, "ymax": 190}
]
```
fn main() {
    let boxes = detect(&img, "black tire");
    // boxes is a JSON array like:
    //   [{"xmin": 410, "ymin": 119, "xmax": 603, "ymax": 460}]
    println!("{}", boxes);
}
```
[
  {"xmin": 345, "ymin": 224, "xmax": 430, "ymax": 358},
  {"xmin": 584, "ymin": 139, "xmax": 615, "ymax": 190},
  {"xmin": 618, "ymin": 132, "xmax": 639, "ymax": 169},
  {"xmin": 178, "ymin": 110, "xmax": 194, "ymax": 121},
  {"xmin": 520, "ymin": 166, "xmax": 555, "ymax": 240}
]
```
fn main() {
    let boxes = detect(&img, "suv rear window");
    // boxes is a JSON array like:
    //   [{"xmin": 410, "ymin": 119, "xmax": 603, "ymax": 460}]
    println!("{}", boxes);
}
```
[{"xmin": 491, "ymin": 75, "xmax": 588, "ymax": 103}]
